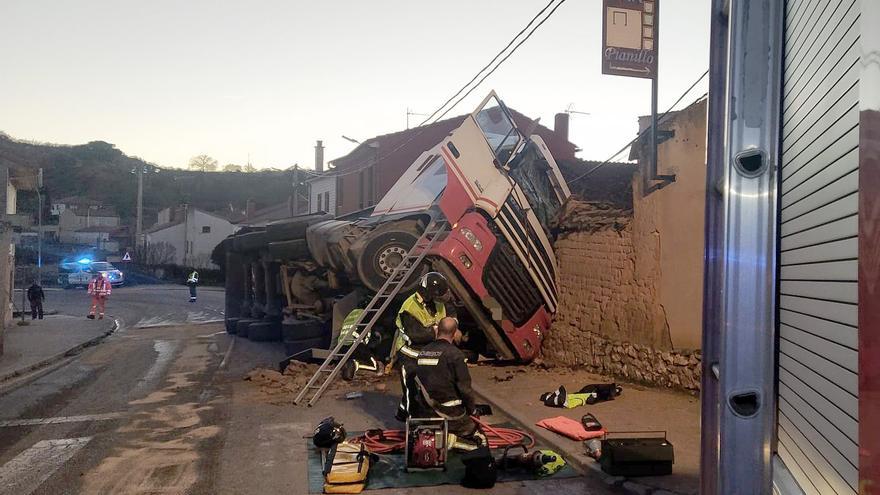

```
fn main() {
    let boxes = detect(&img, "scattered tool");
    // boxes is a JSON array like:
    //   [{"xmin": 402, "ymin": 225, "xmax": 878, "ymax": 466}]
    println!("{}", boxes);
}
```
[
  {"xmin": 581, "ymin": 413, "xmax": 603, "ymax": 431},
  {"xmin": 496, "ymin": 445, "xmax": 567, "ymax": 477}
]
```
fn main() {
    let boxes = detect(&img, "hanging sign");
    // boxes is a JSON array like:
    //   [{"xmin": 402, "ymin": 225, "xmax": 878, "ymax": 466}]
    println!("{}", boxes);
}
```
[{"xmin": 602, "ymin": 0, "xmax": 658, "ymax": 79}]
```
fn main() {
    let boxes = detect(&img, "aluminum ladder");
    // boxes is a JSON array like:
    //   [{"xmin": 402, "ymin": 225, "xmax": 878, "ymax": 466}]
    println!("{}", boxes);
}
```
[{"xmin": 293, "ymin": 219, "xmax": 450, "ymax": 406}]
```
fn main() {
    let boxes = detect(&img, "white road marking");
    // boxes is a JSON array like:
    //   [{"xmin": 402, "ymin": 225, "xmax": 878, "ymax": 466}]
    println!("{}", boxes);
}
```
[
  {"xmin": 0, "ymin": 437, "xmax": 91, "ymax": 495},
  {"xmin": 0, "ymin": 413, "xmax": 126, "ymax": 428}
]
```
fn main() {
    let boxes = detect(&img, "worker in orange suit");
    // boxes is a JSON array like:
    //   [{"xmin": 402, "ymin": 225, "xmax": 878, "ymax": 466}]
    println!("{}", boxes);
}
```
[{"xmin": 87, "ymin": 272, "xmax": 111, "ymax": 319}]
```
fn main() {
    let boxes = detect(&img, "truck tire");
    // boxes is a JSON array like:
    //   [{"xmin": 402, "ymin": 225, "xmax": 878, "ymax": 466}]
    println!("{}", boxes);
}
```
[
  {"xmin": 283, "ymin": 337, "xmax": 326, "ymax": 358},
  {"xmin": 236, "ymin": 318, "xmax": 261, "ymax": 338},
  {"xmin": 268, "ymin": 239, "xmax": 311, "ymax": 261},
  {"xmin": 356, "ymin": 225, "xmax": 426, "ymax": 293},
  {"xmin": 266, "ymin": 213, "xmax": 332, "ymax": 243},
  {"xmin": 233, "ymin": 231, "xmax": 268, "ymax": 253},
  {"xmin": 282, "ymin": 318, "xmax": 325, "ymax": 340},
  {"xmin": 248, "ymin": 321, "xmax": 282, "ymax": 342},
  {"xmin": 226, "ymin": 317, "xmax": 241, "ymax": 334}
]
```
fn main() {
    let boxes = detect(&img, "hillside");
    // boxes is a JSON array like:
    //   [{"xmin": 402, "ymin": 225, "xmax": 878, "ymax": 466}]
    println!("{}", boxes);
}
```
[{"xmin": 0, "ymin": 134, "xmax": 297, "ymax": 224}]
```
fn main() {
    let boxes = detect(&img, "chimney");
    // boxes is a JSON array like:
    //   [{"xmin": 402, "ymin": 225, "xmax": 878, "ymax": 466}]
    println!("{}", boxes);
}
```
[
  {"xmin": 554, "ymin": 113, "xmax": 570, "ymax": 142},
  {"xmin": 246, "ymin": 199, "xmax": 256, "ymax": 219},
  {"xmin": 314, "ymin": 140, "xmax": 325, "ymax": 173}
]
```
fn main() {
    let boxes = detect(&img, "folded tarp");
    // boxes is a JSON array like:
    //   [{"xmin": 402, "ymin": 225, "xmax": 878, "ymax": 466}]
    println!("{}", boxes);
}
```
[{"xmin": 536, "ymin": 416, "xmax": 606, "ymax": 441}]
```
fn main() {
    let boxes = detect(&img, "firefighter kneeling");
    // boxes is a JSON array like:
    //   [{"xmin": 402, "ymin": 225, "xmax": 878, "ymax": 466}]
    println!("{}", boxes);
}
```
[{"xmin": 411, "ymin": 316, "xmax": 496, "ymax": 488}]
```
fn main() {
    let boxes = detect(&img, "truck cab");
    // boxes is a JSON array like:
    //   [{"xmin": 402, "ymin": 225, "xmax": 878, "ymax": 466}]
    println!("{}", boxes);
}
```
[{"xmin": 371, "ymin": 92, "xmax": 571, "ymax": 361}]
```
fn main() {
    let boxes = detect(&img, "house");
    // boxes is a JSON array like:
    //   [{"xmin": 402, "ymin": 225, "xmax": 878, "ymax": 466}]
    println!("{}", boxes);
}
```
[
  {"xmin": 68, "ymin": 226, "xmax": 122, "ymax": 252},
  {"xmin": 325, "ymin": 108, "xmax": 579, "ymax": 216},
  {"xmin": 306, "ymin": 174, "xmax": 336, "ymax": 216},
  {"xmin": 50, "ymin": 196, "xmax": 102, "ymax": 217},
  {"xmin": 145, "ymin": 205, "xmax": 237, "ymax": 268},
  {"xmin": 0, "ymin": 162, "xmax": 39, "ymax": 352},
  {"xmin": 58, "ymin": 205, "xmax": 120, "ymax": 244}
]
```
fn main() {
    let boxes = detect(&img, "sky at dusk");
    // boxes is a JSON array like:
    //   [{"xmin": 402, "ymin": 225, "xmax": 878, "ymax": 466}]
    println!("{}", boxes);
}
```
[{"xmin": 0, "ymin": 0, "xmax": 710, "ymax": 170}]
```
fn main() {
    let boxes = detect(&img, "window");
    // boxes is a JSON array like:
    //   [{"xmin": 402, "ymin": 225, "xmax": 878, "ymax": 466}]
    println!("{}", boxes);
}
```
[
  {"xmin": 366, "ymin": 165, "xmax": 375, "ymax": 207},
  {"xmin": 317, "ymin": 192, "xmax": 323, "ymax": 212},
  {"xmin": 324, "ymin": 191, "xmax": 330, "ymax": 212},
  {"xmin": 474, "ymin": 95, "xmax": 522, "ymax": 166},
  {"xmin": 202, "ymin": 226, "xmax": 211, "ymax": 234}
]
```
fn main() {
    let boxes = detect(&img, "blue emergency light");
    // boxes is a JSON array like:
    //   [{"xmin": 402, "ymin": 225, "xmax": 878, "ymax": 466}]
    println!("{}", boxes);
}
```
[{"xmin": 77, "ymin": 258, "xmax": 92, "ymax": 264}]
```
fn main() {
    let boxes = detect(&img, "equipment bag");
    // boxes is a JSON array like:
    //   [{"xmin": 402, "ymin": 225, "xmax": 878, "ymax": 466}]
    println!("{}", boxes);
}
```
[{"xmin": 322, "ymin": 441, "xmax": 371, "ymax": 494}]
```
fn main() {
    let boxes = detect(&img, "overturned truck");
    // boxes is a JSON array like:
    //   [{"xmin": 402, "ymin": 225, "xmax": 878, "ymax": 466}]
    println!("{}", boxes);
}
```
[{"xmin": 218, "ymin": 93, "xmax": 571, "ymax": 362}]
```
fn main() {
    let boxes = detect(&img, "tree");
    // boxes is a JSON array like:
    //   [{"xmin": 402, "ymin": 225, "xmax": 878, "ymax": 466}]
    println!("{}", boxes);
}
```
[
  {"xmin": 242, "ymin": 163, "xmax": 257, "ymax": 173},
  {"xmin": 134, "ymin": 241, "xmax": 177, "ymax": 265},
  {"xmin": 188, "ymin": 155, "xmax": 218, "ymax": 172},
  {"xmin": 223, "ymin": 163, "xmax": 242, "ymax": 172}
]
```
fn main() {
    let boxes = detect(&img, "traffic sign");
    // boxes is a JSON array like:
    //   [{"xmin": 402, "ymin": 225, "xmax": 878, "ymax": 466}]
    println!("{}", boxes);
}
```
[{"xmin": 122, "ymin": 252, "xmax": 132, "ymax": 262}]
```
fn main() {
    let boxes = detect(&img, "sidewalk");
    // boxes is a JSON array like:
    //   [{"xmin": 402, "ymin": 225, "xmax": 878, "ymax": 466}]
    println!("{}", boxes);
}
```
[
  {"xmin": 471, "ymin": 365, "xmax": 700, "ymax": 495},
  {"xmin": 0, "ymin": 314, "xmax": 116, "ymax": 382}
]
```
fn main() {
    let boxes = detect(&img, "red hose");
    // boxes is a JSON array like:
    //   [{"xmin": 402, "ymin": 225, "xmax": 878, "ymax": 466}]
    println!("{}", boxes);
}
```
[{"xmin": 350, "ymin": 417, "xmax": 535, "ymax": 454}]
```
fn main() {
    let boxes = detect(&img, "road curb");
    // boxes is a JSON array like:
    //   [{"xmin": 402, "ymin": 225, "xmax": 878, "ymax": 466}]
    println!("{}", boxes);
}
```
[
  {"xmin": 0, "ymin": 318, "xmax": 119, "ymax": 385},
  {"xmin": 471, "ymin": 381, "xmax": 688, "ymax": 495}
]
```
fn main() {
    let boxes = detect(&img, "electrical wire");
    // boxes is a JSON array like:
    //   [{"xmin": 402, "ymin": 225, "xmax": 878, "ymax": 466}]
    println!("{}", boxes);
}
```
[
  {"xmin": 317, "ymin": 0, "xmax": 569, "ymax": 181},
  {"xmin": 418, "ymin": 0, "xmax": 560, "ymax": 127},
  {"xmin": 350, "ymin": 417, "xmax": 535, "ymax": 454},
  {"xmin": 567, "ymin": 70, "xmax": 710, "ymax": 185}
]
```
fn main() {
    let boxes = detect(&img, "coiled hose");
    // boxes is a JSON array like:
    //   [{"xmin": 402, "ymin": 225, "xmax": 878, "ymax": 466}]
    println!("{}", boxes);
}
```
[{"xmin": 350, "ymin": 417, "xmax": 535, "ymax": 454}]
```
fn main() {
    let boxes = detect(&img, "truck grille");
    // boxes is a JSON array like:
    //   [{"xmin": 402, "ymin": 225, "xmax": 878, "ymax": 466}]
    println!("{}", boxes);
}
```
[{"xmin": 482, "ymin": 238, "xmax": 543, "ymax": 326}]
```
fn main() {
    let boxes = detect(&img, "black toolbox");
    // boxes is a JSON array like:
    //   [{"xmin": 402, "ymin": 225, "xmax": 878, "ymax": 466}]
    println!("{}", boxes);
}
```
[{"xmin": 600, "ymin": 432, "xmax": 674, "ymax": 477}]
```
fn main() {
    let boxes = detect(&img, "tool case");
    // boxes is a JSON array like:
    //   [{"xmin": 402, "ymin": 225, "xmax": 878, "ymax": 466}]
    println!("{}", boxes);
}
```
[{"xmin": 600, "ymin": 431, "xmax": 674, "ymax": 477}]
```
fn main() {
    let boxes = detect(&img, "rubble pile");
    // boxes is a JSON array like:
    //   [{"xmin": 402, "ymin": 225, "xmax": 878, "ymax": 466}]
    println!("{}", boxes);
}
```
[
  {"xmin": 243, "ymin": 361, "xmax": 390, "ymax": 404},
  {"xmin": 551, "ymin": 199, "xmax": 631, "ymax": 234}
]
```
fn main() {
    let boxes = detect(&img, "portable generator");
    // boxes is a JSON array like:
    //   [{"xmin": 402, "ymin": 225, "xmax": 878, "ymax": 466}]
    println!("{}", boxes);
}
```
[{"xmin": 404, "ymin": 417, "xmax": 448, "ymax": 472}]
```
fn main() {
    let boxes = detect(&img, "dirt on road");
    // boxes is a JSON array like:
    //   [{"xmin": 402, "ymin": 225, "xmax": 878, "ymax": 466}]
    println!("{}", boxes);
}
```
[{"xmin": 243, "ymin": 361, "xmax": 391, "ymax": 405}]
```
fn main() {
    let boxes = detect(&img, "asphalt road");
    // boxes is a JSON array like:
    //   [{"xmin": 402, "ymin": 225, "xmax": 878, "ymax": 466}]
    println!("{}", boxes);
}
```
[{"xmin": 0, "ymin": 286, "xmax": 620, "ymax": 494}]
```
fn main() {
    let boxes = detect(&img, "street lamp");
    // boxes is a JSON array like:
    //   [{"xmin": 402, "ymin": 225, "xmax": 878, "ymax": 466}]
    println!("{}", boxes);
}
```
[
  {"xmin": 341, "ymin": 135, "xmax": 361, "ymax": 145},
  {"xmin": 131, "ymin": 164, "xmax": 160, "ymax": 252}
]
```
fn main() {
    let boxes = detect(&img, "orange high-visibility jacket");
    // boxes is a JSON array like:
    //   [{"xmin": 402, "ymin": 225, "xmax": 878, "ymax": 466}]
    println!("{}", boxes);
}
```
[{"xmin": 87, "ymin": 277, "xmax": 112, "ymax": 297}]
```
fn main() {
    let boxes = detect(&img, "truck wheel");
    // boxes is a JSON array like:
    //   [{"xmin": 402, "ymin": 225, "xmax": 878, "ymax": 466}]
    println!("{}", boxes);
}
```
[
  {"xmin": 283, "ymin": 337, "xmax": 326, "ymax": 358},
  {"xmin": 248, "ymin": 321, "xmax": 282, "ymax": 342},
  {"xmin": 356, "ymin": 228, "xmax": 426, "ymax": 293},
  {"xmin": 226, "ymin": 317, "xmax": 241, "ymax": 334},
  {"xmin": 236, "ymin": 319, "xmax": 261, "ymax": 338},
  {"xmin": 282, "ymin": 318, "xmax": 325, "ymax": 340}
]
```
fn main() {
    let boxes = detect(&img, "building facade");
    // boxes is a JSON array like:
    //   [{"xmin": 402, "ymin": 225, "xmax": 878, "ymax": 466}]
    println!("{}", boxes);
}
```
[
  {"xmin": 146, "ymin": 206, "xmax": 237, "ymax": 268},
  {"xmin": 306, "ymin": 174, "xmax": 336, "ymax": 216}
]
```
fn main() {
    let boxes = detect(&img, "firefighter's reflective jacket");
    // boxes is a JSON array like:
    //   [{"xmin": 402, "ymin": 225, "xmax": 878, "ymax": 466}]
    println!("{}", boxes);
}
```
[
  {"xmin": 393, "ymin": 292, "xmax": 446, "ymax": 358},
  {"xmin": 338, "ymin": 308, "xmax": 369, "ymax": 347},
  {"xmin": 413, "ymin": 339, "xmax": 476, "ymax": 418}
]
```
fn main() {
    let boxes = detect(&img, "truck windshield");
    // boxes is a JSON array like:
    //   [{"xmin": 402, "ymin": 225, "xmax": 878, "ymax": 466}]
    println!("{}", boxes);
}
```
[
  {"xmin": 508, "ymin": 142, "xmax": 562, "ymax": 231},
  {"xmin": 475, "ymin": 96, "xmax": 522, "ymax": 166}
]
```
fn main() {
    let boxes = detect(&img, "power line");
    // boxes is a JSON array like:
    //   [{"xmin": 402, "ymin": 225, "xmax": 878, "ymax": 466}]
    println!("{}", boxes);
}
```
[
  {"xmin": 418, "ymin": 0, "xmax": 560, "ymax": 127},
  {"xmin": 315, "ymin": 0, "xmax": 569, "ymax": 181},
  {"xmin": 567, "ymin": 69, "xmax": 710, "ymax": 185},
  {"xmin": 431, "ymin": 0, "xmax": 569, "ymax": 124}
]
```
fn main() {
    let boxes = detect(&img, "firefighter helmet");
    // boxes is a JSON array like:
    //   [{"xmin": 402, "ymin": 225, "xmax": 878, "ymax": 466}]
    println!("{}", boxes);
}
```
[
  {"xmin": 313, "ymin": 417, "xmax": 346, "ymax": 448},
  {"xmin": 417, "ymin": 272, "xmax": 449, "ymax": 300}
]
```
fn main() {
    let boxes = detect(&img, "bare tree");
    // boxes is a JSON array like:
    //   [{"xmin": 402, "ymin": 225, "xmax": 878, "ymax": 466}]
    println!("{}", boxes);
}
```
[
  {"xmin": 188, "ymin": 155, "xmax": 218, "ymax": 172},
  {"xmin": 135, "ymin": 241, "xmax": 177, "ymax": 265},
  {"xmin": 243, "ymin": 163, "xmax": 257, "ymax": 173},
  {"xmin": 223, "ymin": 163, "xmax": 242, "ymax": 172}
]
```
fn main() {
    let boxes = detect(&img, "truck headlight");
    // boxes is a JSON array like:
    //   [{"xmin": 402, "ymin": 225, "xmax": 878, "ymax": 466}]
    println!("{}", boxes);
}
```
[
  {"xmin": 459, "ymin": 254, "xmax": 473, "ymax": 269},
  {"xmin": 459, "ymin": 227, "xmax": 483, "ymax": 251}
]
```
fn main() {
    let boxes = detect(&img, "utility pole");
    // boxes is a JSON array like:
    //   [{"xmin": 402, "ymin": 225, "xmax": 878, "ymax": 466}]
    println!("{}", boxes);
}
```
[
  {"xmin": 37, "ymin": 168, "xmax": 43, "ymax": 283},
  {"xmin": 136, "ymin": 165, "xmax": 144, "ymax": 251}
]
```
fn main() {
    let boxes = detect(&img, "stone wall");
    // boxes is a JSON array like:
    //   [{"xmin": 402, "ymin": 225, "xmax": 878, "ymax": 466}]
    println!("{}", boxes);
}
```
[{"xmin": 542, "ymin": 200, "xmax": 701, "ymax": 391}]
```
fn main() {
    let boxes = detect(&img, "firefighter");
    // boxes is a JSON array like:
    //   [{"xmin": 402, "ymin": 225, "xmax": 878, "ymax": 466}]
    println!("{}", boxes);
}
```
[
  {"xmin": 87, "ymin": 272, "xmax": 111, "ymax": 319},
  {"xmin": 337, "ymin": 307, "xmax": 381, "ymax": 381},
  {"xmin": 26, "ymin": 280, "xmax": 45, "ymax": 320},
  {"xmin": 388, "ymin": 271, "xmax": 452, "ymax": 421},
  {"xmin": 187, "ymin": 269, "xmax": 199, "ymax": 302},
  {"xmin": 411, "ymin": 316, "xmax": 487, "ymax": 451}
]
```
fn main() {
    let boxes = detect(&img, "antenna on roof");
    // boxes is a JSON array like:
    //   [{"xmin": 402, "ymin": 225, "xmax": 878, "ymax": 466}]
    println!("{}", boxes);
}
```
[{"xmin": 406, "ymin": 108, "xmax": 428, "ymax": 130}]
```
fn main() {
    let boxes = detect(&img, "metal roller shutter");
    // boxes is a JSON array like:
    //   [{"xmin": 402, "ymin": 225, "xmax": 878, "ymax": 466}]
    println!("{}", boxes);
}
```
[{"xmin": 778, "ymin": 0, "xmax": 860, "ymax": 493}]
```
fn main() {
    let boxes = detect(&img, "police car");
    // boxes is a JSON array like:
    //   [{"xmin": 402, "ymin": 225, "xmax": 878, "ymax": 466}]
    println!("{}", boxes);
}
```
[{"xmin": 58, "ymin": 259, "xmax": 125, "ymax": 288}]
